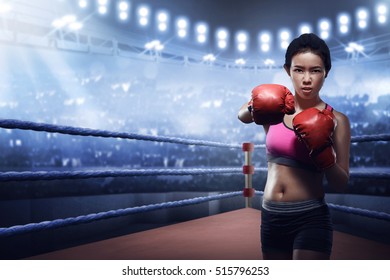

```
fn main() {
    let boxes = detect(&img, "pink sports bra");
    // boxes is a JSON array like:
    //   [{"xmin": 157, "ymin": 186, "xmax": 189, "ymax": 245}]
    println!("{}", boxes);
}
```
[{"xmin": 266, "ymin": 104, "xmax": 333, "ymax": 171}]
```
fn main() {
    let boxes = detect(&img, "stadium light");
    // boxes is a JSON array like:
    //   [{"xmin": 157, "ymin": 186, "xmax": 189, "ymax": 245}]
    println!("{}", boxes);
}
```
[
  {"xmin": 145, "ymin": 40, "xmax": 164, "ymax": 51},
  {"xmin": 345, "ymin": 42, "xmax": 364, "ymax": 53},
  {"xmin": 203, "ymin": 54, "xmax": 216, "ymax": 63},
  {"xmin": 117, "ymin": 1, "xmax": 130, "ymax": 21},
  {"xmin": 98, "ymin": 6, "xmax": 107, "ymax": 15},
  {"xmin": 78, "ymin": 0, "xmax": 88, "ymax": 8},
  {"xmin": 318, "ymin": 18, "xmax": 331, "ymax": 40},
  {"xmin": 345, "ymin": 42, "xmax": 366, "ymax": 61},
  {"xmin": 279, "ymin": 29, "xmax": 291, "ymax": 50},
  {"xmin": 298, "ymin": 23, "xmax": 312, "ymax": 35},
  {"xmin": 376, "ymin": 3, "xmax": 387, "ymax": 24},
  {"xmin": 97, "ymin": 0, "xmax": 109, "ymax": 15},
  {"xmin": 259, "ymin": 31, "xmax": 272, "ymax": 53},
  {"xmin": 69, "ymin": 22, "xmax": 83, "ymax": 31},
  {"xmin": 356, "ymin": 7, "xmax": 369, "ymax": 29},
  {"xmin": 216, "ymin": 28, "xmax": 229, "ymax": 50},
  {"xmin": 338, "ymin": 13, "xmax": 350, "ymax": 35},
  {"xmin": 195, "ymin": 22, "xmax": 208, "ymax": 44},
  {"xmin": 236, "ymin": 31, "xmax": 249, "ymax": 52},
  {"xmin": 235, "ymin": 58, "xmax": 246, "ymax": 65},
  {"xmin": 176, "ymin": 17, "xmax": 189, "ymax": 39},
  {"xmin": 52, "ymin": 15, "xmax": 82, "ymax": 31},
  {"xmin": 156, "ymin": 10, "xmax": 170, "ymax": 32},
  {"xmin": 138, "ymin": 5, "xmax": 150, "ymax": 27}
]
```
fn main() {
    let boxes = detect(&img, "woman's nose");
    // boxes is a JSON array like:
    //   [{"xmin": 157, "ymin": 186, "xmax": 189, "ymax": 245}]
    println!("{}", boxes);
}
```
[{"xmin": 303, "ymin": 72, "xmax": 311, "ymax": 83}]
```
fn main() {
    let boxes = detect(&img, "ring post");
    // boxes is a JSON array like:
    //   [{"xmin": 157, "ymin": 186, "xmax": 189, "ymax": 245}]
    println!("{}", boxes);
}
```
[{"xmin": 242, "ymin": 143, "xmax": 255, "ymax": 208}]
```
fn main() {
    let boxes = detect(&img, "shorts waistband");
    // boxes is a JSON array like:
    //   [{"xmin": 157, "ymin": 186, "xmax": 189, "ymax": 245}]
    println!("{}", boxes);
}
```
[{"xmin": 262, "ymin": 198, "xmax": 326, "ymax": 213}]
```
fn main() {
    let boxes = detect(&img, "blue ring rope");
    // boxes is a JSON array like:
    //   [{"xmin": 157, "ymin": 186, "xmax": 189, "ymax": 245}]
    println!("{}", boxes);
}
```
[
  {"xmin": 349, "ymin": 170, "xmax": 390, "ymax": 179},
  {"xmin": 327, "ymin": 203, "xmax": 390, "ymax": 221},
  {"xmin": 0, "ymin": 191, "xmax": 243, "ymax": 237},
  {"xmin": 0, "ymin": 119, "xmax": 389, "ymax": 148},
  {"xmin": 0, "ymin": 167, "xmax": 388, "ymax": 182},
  {"xmin": 0, "ymin": 191, "xmax": 389, "ymax": 238},
  {"xmin": 0, "ymin": 167, "xmax": 248, "ymax": 182},
  {"xmin": 351, "ymin": 134, "xmax": 390, "ymax": 143},
  {"xmin": 0, "ymin": 119, "xmax": 248, "ymax": 149}
]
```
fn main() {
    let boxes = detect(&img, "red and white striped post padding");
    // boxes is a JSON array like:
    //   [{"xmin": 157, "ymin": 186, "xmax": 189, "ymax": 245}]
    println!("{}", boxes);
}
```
[{"xmin": 242, "ymin": 143, "xmax": 255, "ymax": 207}]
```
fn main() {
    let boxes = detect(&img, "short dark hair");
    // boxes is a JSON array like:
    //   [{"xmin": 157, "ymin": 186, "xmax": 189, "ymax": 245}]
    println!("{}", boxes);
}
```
[{"xmin": 284, "ymin": 33, "xmax": 331, "ymax": 77}]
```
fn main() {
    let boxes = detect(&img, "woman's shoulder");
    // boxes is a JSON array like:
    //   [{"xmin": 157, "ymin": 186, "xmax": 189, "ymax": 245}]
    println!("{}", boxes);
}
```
[
  {"xmin": 331, "ymin": 109, "xmax": 351, "ymax": 133},
  {"xmin": 332, "ymin": 109, "xmax": 349, "ymax": 123},
  {"xmin": 324, "ymin": 103, "xmax": 350, "ymax": 125}
]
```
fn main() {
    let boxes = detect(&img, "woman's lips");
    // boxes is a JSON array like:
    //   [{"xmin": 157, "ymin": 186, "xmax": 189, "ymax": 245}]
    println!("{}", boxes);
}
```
[{"xmin": 302, "ymin": 87, "xmax": 312, "ymax": 93}]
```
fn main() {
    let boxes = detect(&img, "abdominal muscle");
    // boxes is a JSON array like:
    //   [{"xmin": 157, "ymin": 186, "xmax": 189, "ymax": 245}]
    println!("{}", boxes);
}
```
[{"xmin": 263, "ymin": 162, "xmax": 325, "ymax": 202}]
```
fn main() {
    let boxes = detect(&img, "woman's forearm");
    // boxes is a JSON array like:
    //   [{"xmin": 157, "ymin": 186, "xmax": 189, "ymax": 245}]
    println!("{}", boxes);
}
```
[{"xmin": 325, "ymin": 163, "xmax": 349, "ymax": 193}]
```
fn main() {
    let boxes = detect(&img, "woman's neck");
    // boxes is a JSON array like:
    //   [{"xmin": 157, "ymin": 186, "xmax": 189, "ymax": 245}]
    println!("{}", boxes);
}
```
[{"xmin": 294, "ymin": 94, "xmax": 324, "ymax": 111}]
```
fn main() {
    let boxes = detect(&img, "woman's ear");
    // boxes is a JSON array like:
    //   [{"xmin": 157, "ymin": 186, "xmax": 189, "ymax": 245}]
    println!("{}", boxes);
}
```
[{"xmin": 283, "ymin": 65, "xmax": 291, "ymax": 76}]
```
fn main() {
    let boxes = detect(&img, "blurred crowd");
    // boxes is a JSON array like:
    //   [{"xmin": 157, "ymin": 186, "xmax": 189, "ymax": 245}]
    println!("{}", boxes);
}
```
[{"xmin": 1, "ymin": 73, "xmax": 389, "ymax": 169}]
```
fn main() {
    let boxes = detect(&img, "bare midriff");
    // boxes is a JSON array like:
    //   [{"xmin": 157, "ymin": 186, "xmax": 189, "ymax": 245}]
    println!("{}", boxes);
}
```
[{"xmin": 263, "ymin": 162, "xmax": 325, "ymax": 202}]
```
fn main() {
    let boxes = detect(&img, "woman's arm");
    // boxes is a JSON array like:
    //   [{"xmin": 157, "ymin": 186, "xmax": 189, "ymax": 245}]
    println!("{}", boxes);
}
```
[
  {"xmin": 238, "ymin": 102, "xmax": 253, "ymax": 123},
  {"xmin": 325, "ymin": 111, "xmax": 351, "ymax": 192}
]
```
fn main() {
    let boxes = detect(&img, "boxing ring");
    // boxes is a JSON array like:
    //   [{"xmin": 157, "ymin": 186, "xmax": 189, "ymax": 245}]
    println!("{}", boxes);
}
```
[{"xmin": 0, "ymin": 119, "xmax": 389, "ymax": 260}]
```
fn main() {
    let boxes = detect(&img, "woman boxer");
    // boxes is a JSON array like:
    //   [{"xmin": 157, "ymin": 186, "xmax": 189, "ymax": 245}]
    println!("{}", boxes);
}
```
[{"xmin": 238, "ymin": 33, "xmax": 351, "ymax": 259}]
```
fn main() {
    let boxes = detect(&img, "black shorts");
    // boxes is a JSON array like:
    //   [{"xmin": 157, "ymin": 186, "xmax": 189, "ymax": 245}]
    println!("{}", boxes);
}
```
[{"xmin": 261, "ymin": 199, "xmax": 333, "ymax": 256}]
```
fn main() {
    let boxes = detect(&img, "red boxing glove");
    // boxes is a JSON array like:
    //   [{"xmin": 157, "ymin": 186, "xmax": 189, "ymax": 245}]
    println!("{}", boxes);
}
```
[
  {"xmin": 250, "ymin": 84, "xmax": 295, "ymax": 125},
  {"xmin": 292, "ymin": 108, "xmax": 337, "ymax": 170}
]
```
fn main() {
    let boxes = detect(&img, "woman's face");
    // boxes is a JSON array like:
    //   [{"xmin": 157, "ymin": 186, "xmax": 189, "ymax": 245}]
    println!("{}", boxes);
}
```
[{"xmin": 285, "ymin": 51, "xmax": 326, "ymax": 100}]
